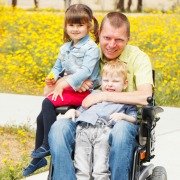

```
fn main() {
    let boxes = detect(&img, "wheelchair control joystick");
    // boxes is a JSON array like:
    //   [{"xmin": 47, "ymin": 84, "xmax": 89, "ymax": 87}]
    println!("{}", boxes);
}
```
[{"xmin": 147, "ymin": 97, "xmax": 153, "ymax": 105}]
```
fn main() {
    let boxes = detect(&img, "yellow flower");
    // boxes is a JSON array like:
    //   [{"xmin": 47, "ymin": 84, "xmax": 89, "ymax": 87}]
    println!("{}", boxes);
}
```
[{"xmin": 47, "ymin": 72, "xmax": 55, "ymax": 79}]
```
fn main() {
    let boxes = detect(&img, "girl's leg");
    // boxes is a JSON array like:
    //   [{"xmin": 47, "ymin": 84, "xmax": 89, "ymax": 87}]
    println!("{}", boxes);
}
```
[
  {"xmin": 35, "ymin": 111, "xmax": 44, "ymax": 149},
  {"xmin": 41, "ymin": 98, "xmax": 57, "ymax": 150},
  {"xmin": 23, "ymin": 110, "xmax": 47, "ymax": 177},
  {"xmin": 32, "ymin": 110, "xmax": 45, "ymax": 164},
  {"xmin": 31, "ymin": 98, "xmax": 56, "ymax": 159}
]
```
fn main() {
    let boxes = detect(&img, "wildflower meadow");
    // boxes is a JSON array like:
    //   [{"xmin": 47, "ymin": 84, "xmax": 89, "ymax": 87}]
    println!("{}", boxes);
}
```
[
  {"xmin": 0, "ymin": 7, "xmax": 179, "ymax": 107},
  {"xmin": 0, "ymin": 5, "xmax": 179, "ymax": 180}
]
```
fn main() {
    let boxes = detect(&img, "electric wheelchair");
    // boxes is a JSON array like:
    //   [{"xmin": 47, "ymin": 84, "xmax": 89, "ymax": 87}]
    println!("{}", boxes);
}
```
[{"xmin": 47, "ymin": 72, "xmax": 167, "ymax": 180}]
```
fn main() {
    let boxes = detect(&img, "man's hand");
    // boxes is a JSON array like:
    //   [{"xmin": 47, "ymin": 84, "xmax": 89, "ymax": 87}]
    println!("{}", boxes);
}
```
[
  {"xmin": 77, "ymin": 79, "xmax": 93, "ymax": 93},
  {"xmin": 82, "ymin": 92, "xmax": 104, "ymax": 108}
]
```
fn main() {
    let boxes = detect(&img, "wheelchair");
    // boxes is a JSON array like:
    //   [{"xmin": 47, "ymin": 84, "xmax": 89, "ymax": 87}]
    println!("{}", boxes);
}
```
[
  {"xmin": 47, "ymin": 95, "xmax": 167, "ymax": 180},
  {"xmin": 47, "ymin": 69, "xmax": 167, "ymax": 180}
]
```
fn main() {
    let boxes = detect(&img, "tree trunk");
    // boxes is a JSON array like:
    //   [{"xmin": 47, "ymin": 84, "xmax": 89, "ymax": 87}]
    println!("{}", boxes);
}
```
[
  {"xmin": 137, "ymin": 0, "xmax": 142, "ymax": 12},
  {"xmin": 127, "ymin": 0, "xmax": 132, "ymax": 12},
  {"xmin": 64, "ymin": 0, "xmax": 71, "ymax": 10},
  {"xmin": 34, "ymin": 0, "xmax": 39, "ymax": 9},
  {"xmin": 12, "ymin": 0, "xmax": 17, "ymax": 8},
  {"xmin": 117, "ymin": 0, "xmax": 125, "ymax": 12}
]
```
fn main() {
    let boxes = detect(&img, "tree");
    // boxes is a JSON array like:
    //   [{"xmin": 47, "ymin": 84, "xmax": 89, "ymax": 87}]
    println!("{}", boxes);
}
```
[
  {"xmin": 64, "ymin": 0, "xmax": 71, "ymax": 10},
  {"xmin": 116, "ymin": 0, "xmax": 125, "ymax": 12},
  {"xmin": 11, "ymin": 0, "xmax": 39, "ymax": 9},
  {"xmin": 127, "ymin": 0, "xmax": 132, "ymax": 12},
  {"xmin": 12, "ymin": 0, "xmax": 17, "ymax": 8},
  {"xmin": 117, "ymin": 0, "xmax": 143, "ymax": 12},
  {"xmin": 34, "ymin": 0, "xmax": 39, "ymax": 9},
  {"xmin": 137, "ymin": 0, "xmax": 142, "ymax": 12}
]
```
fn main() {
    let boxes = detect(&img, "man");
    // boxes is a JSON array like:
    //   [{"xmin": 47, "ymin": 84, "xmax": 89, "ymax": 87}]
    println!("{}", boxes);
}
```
[{"xmin": 48, "ymin": 12, "xmax": 153, "ymax": 180}]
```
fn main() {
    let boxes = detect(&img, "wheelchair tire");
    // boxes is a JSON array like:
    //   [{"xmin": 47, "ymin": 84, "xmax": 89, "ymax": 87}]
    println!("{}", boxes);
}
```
[{"xmin": 150, "ymin": 166, "xmax": 167, "ymax": 180}]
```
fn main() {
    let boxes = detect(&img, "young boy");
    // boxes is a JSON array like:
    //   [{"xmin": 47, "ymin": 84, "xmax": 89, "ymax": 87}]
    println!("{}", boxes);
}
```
[{"xmin": 57, "ymin": 61, "xmax": 137, "ymax": 179}]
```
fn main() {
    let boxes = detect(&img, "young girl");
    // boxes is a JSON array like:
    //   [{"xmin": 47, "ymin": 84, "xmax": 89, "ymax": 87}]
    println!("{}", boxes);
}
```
[{"xmin": 23, "ymin": 4, "xmax": 100, "ymax": 177}]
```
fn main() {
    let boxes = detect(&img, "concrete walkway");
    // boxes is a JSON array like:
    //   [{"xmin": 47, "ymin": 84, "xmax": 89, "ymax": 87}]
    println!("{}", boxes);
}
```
[{"xmin": 0, "ymin": 93, "xmax": 180, "ymax": 180}]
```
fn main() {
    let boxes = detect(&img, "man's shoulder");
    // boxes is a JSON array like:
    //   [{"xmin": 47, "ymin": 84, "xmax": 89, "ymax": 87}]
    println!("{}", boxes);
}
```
[
  {"xmin": 124, "ymin": 45, "xmax": 145, "ymax": 55},
  {"xmin": 121, "ymin": 45, "xmax": 149, "ymax": 63}
]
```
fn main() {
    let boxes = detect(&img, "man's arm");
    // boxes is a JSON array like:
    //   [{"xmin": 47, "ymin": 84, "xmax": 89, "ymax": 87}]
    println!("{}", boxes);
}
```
[{"xmin": 82, "ymin": 83, "xmax": 152, "ymax": 108}]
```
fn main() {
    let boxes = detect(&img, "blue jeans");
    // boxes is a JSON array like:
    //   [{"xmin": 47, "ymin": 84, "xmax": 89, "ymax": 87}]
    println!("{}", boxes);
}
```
[
  {"xmin": 48, "ymin": 119, "xmax": 77, "ymax": 180},
  {"xmin": 49, "ymin": 119, "xmax": 138, "ymax": 180},
  {"xmin": 109, "ymin": 120, "xmax": 138, "ymax": 180}
]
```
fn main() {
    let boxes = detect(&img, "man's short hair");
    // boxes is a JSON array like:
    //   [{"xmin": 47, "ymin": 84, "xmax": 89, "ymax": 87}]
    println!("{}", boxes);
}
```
[{"xmin": 100, "ymin": 12, "xmax": 130, "ymax": 38}]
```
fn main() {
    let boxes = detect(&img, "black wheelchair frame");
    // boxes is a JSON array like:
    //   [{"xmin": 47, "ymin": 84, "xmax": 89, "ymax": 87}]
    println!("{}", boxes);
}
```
[{"xmin": 131, "ymin": 97, "xmax": 167, "ymax": 180}]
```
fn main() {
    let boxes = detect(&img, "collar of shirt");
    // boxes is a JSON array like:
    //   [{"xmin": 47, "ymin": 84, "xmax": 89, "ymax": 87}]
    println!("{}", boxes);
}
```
[{"xmin": 100, "ymin": 45, "xmax": 129, "ymax": 65}]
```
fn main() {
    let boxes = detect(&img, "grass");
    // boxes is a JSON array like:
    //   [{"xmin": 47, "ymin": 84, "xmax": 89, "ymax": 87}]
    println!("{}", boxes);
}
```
[{"xmin": 0, "ymin": 125, "xmax": 49, "ymax": 180}]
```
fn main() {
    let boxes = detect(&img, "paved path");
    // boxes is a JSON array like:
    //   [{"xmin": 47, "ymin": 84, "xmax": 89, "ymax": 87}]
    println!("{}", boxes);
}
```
[{"xmin": 0, "ymin": 93, "xmax": 180, "ymax": 180}]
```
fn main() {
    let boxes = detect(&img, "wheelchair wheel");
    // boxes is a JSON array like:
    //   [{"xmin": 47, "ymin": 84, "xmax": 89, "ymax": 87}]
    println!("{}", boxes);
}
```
[{"xmin": 150, "ymin": 166, "xmax": 167, "ymax": 180}]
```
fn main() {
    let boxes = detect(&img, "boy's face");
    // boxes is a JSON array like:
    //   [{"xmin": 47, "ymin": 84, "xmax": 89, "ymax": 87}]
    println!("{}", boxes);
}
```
[{"xmin": 101, "ymin": 73, "xmax": 127, "ymax": 92}]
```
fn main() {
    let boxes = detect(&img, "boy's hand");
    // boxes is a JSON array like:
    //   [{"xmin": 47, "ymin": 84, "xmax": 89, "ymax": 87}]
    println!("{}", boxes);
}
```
[
  {"xmin": 109, "ymin": 112, "xmax": 125, "ymax": 121},
  {"xmin": 57, "ymin": 109, "xmax": 80, "ymax": 121},
  {"xmin": 108, "ymin": 113, "xmax": 125, "ymax": 126},
  {"xmin": 64, "ymin": 109, "xmax": 76, "ymax": 121},
  {"xmin": 109, "ymin": 112, "xmax": 136, "ymax": 124}
]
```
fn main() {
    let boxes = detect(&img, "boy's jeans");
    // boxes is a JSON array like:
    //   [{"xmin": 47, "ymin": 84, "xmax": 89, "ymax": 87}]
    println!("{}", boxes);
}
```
[
  {"xmin": 49, "ymin": 119, "xmax": 138, "ymax": 180},
  {"xmin": 75, "ymin": 124, "xmax": 111, "ymax": 180}
]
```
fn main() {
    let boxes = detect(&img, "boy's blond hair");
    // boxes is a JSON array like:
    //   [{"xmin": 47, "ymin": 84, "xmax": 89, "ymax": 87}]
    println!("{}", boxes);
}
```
[{"xmin": 101, "ymin": 61, "xmax": 128, "ymax": 81}]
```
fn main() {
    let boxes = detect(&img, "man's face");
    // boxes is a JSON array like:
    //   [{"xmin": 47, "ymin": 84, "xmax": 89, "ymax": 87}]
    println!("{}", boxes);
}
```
[{"xmin": 99, "ymin": 20, "xmax": 129, "ymax": 60}]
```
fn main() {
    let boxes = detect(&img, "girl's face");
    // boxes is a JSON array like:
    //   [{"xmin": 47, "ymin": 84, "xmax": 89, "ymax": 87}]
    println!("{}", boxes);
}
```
[{"xmin": 66, "ymin": 23, "xmax": 89, "ymax": 44}]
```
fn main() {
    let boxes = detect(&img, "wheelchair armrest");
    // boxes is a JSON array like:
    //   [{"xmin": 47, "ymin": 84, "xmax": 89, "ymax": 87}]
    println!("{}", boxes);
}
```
[
  {"xmin": 141, "ymin": 97, "xmax": 164, "ymax": 123},
  {"xmin": 154, "ymin": 106, "xmax": 164, "ymax": 114},
  {"xmin": 142, "ymin": 105, "xmax": 163, "ymax": 122},
  {"xmin": 55, "ymin": 106, "xmax": 76, "ymax": 115}
]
